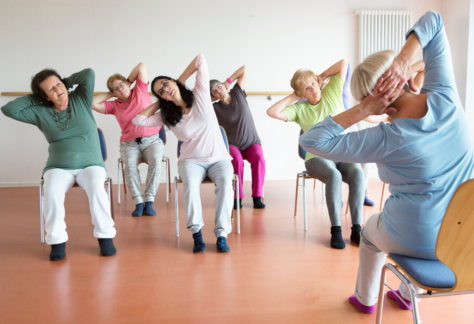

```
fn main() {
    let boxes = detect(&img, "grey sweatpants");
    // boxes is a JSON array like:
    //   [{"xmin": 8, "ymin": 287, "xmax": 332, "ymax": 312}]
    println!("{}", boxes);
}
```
[
  {"xmin": 120, "ymin": 133, "xmax": 164, "ymax": 204},
  {"xmin": 305, "ymin": 156, "xmax": 365, "ymax": 226},
  {"xmin": 178, "ymin": 160, "xmax": 233, "ymax": 238},
  {"xmin": 354, "ymin": 212, "xmax": 437, "ymax": 306}
]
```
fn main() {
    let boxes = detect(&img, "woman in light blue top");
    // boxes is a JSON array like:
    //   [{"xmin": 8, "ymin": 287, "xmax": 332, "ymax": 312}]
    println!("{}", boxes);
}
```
[{"xmin": 300, "ymin": 11, "xmax": 474, "ymax": 313}]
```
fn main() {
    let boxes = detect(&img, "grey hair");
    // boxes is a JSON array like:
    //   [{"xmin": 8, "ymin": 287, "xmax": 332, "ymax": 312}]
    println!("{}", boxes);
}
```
[
  {"xmin": 351, "ymin": 50, "xmax": 396, "ymax": 101},
  {"xmin": 209, "ymin": 79, "xmax": 221, "ymax": 95}
]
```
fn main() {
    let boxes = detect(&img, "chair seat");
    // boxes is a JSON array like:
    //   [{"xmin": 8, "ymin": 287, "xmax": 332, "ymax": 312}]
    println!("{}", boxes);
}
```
[
  {"xmin": 389, "ymin": 253, "xmax": 456, "ymax": 289},
  {"xmin": 175, "ymin": 176, "xmax": 213, "ymax": 183}
]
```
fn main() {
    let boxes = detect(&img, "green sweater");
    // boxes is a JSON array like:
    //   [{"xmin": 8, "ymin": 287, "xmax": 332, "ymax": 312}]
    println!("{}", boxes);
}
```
[{"xmin": 1, "ymin": 68, "xmax": 105, "ymax": 174}]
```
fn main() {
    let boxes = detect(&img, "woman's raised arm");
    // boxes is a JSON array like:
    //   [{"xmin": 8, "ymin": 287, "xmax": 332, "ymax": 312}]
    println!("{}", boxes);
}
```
[
  {"xmin": 128, "ymin": 62, "xmax": 149, "ymax": 84},
  {"xmin": 266, "ymin": 92, "xmax": 301, "ymax": 122},
  {"xmin": 92, "ymin": 92, "xmax": 114, "ymax": 114}
]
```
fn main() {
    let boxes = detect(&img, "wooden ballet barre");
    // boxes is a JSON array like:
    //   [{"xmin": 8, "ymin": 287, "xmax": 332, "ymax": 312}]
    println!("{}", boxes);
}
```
[{"xmin": 2, "ymin": 91, "xmax": 293, "ymax": 97}]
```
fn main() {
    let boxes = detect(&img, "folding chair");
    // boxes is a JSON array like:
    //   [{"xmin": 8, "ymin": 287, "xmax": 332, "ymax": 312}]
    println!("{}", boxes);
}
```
[
  {"xmin": 39, "ymin": 128, "xmax": 114, "ymax": 243},
  {"xmin": 117, "ymin": 126, "xmax": 171, "ymax": 204},
  {"xmin": 376, "ymin": 178, "xmax": 474, "ymax": 323},
  {"xmin": 174, "ymin": 126, "xmax": 240, "ymax": 237}
]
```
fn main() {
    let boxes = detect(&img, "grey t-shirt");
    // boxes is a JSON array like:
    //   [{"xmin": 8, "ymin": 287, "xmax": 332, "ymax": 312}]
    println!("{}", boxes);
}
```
[{"xmin": 213, "ymin": 84, "xmax": 261, "ymax": 151}]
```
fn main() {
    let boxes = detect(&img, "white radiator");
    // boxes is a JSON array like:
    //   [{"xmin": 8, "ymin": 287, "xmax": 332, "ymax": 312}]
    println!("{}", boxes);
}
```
[{"xmin": 355, "ymin": 10, "xmax": 412, "ymax": 130}]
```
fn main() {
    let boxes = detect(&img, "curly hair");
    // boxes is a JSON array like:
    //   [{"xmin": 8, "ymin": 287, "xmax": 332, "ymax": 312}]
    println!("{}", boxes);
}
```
[
  {"xmin": 151, "ymin": 76, "xmax": 194, "ymax": 127},
  {"xmin": 30, "ymin": 69, "xmax": 64, "ymax": 107}
]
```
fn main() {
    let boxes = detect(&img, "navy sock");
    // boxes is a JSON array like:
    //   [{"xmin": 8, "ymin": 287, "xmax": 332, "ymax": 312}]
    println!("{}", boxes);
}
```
[
  {"xmin": 364, "ymin": 196, "xmax": 375, "ymax": 206},
  {"xmin": 144, "ymin": 201, "xmax": 156, "ymax": 216},
  {"xmin": 216, "ymin": 236, "xmax": 230, "ymax": 252},
  {"xmin": 132, "ymin": 203, "xmax": 144, "ymax": 217},
  {"xmin": 192, "ymin": 230, "xmax": 206, "ymax": 253},
  {"xmin": 98, "ymin": 238, "xmax": 116, "ymax": 257},
  {"xmin": 233, "ymin": 199, "xmax": 242, "ymax": 210},
  {"xmin": 330, "ymin": 226, "xmax": 345, "ymax": 249},
  {"xmin": 253, "ymin": 197, "xmax": 266, "ymax": 209},
  {"xmin": 50, "ymin": 243, "xmax": 66, "ymax": 261},
  {"xmin": 351, "ymin": 224, "xmax": 362, "ymax": 244}
]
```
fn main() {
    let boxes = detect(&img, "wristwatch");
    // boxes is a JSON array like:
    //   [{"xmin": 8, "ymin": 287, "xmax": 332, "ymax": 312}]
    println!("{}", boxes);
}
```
[{"xmin": 320, "ymin": 76, "xmax": 330, "ymax": 90}]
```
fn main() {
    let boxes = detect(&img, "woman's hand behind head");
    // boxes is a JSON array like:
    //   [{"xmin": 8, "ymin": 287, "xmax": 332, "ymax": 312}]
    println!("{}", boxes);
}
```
[
  {"xmin": 362, "ymin": 77, "xmax": 403, "ymax": 116},
  {"xmin": 379, "ymin": 56, "xmax": 418, "ymax": 94}
]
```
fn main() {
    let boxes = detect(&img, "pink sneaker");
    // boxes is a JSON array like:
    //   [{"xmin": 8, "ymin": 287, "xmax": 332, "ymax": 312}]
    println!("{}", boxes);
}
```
[
  {"xmin": 349, "ymin": 294, "xmax": 376, "ymax": 314},
  {"xmin": 387, "ymin": 290, "xmax": 412, "ymax": 310}
]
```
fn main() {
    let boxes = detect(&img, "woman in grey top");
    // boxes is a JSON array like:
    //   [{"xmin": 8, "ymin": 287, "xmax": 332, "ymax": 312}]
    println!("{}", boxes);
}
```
[{"xmin": 210, "ymin": 66, "xmax": 266, "ymax": 209}]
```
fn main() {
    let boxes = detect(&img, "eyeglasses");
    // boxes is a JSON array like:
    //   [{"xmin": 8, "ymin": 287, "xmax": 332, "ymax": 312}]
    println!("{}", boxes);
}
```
[
  {"xmin": 113, "ymin": 82, "xmax": 125, "ymax": 92},
  {"xmin": 157, "ymin": 80, "xmax": 169, "ymax": 97}
]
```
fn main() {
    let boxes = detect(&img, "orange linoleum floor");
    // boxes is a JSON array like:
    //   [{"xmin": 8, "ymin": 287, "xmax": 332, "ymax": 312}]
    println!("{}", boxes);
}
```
[{"xmin": 0, "ymin": 180, "xmax": 473, "ymax": 324}]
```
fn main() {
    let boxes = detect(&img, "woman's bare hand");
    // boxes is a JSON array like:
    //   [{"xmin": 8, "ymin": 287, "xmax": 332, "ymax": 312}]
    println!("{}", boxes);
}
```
[
  {"xmin": 379, "ymin": 56, "xmax": 417, "ymax": 94},
  {"xmin": 362, "ymin": 77, "xmax": 403, "ymax": 115}
]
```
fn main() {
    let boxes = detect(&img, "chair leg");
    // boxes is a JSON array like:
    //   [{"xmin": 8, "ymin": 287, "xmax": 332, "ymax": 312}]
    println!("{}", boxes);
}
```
[
  {"xmin": 109, "ymin": 178, "xmax": 115, "ymax": 221},
  {"xmin": 379, "ymin": 183, "xmax": 385, "ymax": 212},
  {"xmin": 40, "ymin": 181, "xmax": 44, "ymax": 243},
  {"xmin": 407, "ymin": 283, "xmax": 421, "ymax": 324},
  {"xmin": 117, "ymin": 158, "xmax": 121, "ymax": 205},
  {"xmin": 175, "ymin": 177, "xmax": 179, "ymax": 237},
  {"xmin": 375, "ymin": 265, "xmax": 389, "ymax": 324},
  {"xmin": 313, "ymin": 178, "xmax": 316, "ymax": 190},
  {"xmin": 121, "ymin": 160, "xmax": 127, "ymax": 195},
  {"xmin": 168, "ymin": 159, "xmax": 171, "ymax": 195},
  {"xmin": 345, "ymin": 197, "xmax": 349, "ymax": 216},
  {"xmin": 294, "ymin": 174, "xmax": 300, "ymax": 217},
  {"xmin": 165, "ymin": 158, "xmax": 169, "ymax": 203},
  {"xmin": 303, "ymin": 173, "xmax": 307, "ymax": 231},
  {"xmin": 235, "ymin": 175, "xmax": 240, "ymax": 234}
]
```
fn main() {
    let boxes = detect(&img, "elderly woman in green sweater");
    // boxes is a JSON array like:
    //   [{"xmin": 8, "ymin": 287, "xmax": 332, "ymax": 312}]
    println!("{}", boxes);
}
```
[{"xmin": 1, "ymin": 68, "xmax": 117, "ymax": 261}]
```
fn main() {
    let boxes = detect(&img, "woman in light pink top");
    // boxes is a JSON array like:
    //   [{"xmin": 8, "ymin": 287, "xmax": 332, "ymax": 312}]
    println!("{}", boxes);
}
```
[
  {"xmin": 132, "ymin": 54, "xmax": 233, "ymax": 253},
  {"xmin": 92, "ymin": 63, "xmax": 164, "ymax": 217}
]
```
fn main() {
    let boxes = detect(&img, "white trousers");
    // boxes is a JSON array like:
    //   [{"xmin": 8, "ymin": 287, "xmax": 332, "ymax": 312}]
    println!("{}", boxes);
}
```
[
  {"xmin": 43, "ymin": 166, "xmax": 116, "ymax": 245},
  {"xmin": 354, "ymin": 212, "xmax": 437, "ymax": 306}
]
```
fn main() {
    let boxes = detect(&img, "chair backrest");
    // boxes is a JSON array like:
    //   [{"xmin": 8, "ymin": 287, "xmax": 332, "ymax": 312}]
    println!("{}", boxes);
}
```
[
  {"xmin": 177, "ymin": 126, "xmax": 229, "ymax": 158},
  {"xmin": 436, "ymin": 178, "xmax": 474, "ymax": 292},
  {"xmin": 159, "ymin": 126, "xmax": 167, "ymax": 145},
  {"xmin": 97, "ymin": 128, "xmax": 107, "ymax": 162},
  {"xmin": 298, "ymin": 129, "xmax": 306, "ymax": 160}
]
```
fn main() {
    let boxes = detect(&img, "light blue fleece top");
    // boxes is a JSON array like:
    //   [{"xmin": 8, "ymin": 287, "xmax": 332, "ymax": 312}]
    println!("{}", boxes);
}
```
[{"xmin": 299, "ymin": 11, "xmax": 474, "ymax": 252}]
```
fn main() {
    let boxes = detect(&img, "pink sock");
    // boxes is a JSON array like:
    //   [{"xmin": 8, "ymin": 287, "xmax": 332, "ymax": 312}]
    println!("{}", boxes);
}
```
[
  {"xmin": 387, "ymin": 290, "xmax": 412, "ymax": 310},
  {"xmin": 349, "ymin": 294, "xmax": 376, "ymax": 314}
]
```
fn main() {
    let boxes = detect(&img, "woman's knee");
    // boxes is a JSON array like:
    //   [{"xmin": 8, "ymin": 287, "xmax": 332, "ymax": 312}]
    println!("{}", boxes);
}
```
[{"xmin": 325, "ymin": 168, "xmax": 342, "ymax": 184}]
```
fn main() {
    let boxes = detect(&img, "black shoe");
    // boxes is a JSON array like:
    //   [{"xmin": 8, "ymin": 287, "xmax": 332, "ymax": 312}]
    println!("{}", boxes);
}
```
[
  {"xmin": 330, "ymin": 226, "xmax": 345, "ymax": 249},
  {"xmin": 98, "ymin": 238, "xmax": 117, "ymax": 257},
  {"xmin": 50, "ymin": 243, "xmax": 66, "ymax": 261},
  {"xmin": 253, "ymin": 197, "xmax": 266, "ymax": 209},
  {"xmin": 233, "ymin": 199, "xmax": 242, "ymax": 210},
  {"xmin": 350, "ymin": 225, "xmax": 362, "ymax": 244},
  {"xmin": 192, "ymin": 230, "xmax": 206, "ymax": 253},
  {"xmin": 216, "ymin": 236, "xmax": 230, "ymax": 252}
]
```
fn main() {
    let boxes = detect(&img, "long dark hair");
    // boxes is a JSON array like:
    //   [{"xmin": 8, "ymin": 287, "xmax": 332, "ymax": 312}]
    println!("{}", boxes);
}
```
[
  {"xmin": 31, "ymin": 69, "xmax": 64, "ymax": 107},
  {"xmin": 151, "ymin": 76, "xmax": 194, "ymax": 127}
]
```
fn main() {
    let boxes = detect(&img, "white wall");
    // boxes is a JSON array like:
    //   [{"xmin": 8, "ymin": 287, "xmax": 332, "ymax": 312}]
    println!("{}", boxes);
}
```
[
  {"xmin": 440, "ymin": 0, "xmax": 471, "ymax": 108},
  {"xmin": 0, "ymin": 0, "xmax": 441, "ymax": 186},
  {"xmin": 464, "ymin": 0, "xmax": 474, "ymax": 141}
]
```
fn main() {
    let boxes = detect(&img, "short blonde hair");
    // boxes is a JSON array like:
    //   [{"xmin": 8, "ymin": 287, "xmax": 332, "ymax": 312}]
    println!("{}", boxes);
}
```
[
  {"xmin": 107, "ymin": 73, "xmax": 127, "ymax": 92},
  {"xmin": 351, "ymin": 50, "xmax": 396, "ymax": 101},
  {"xmin": 290, "ymin": 69, "xmax": 318, "ymax": 97}
]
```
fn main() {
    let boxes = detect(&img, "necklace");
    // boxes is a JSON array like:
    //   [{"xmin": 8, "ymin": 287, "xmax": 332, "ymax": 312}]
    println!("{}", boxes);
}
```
[{"xmin": 54, "ymin": 107, "xmax": 71, "ymax": 131}]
